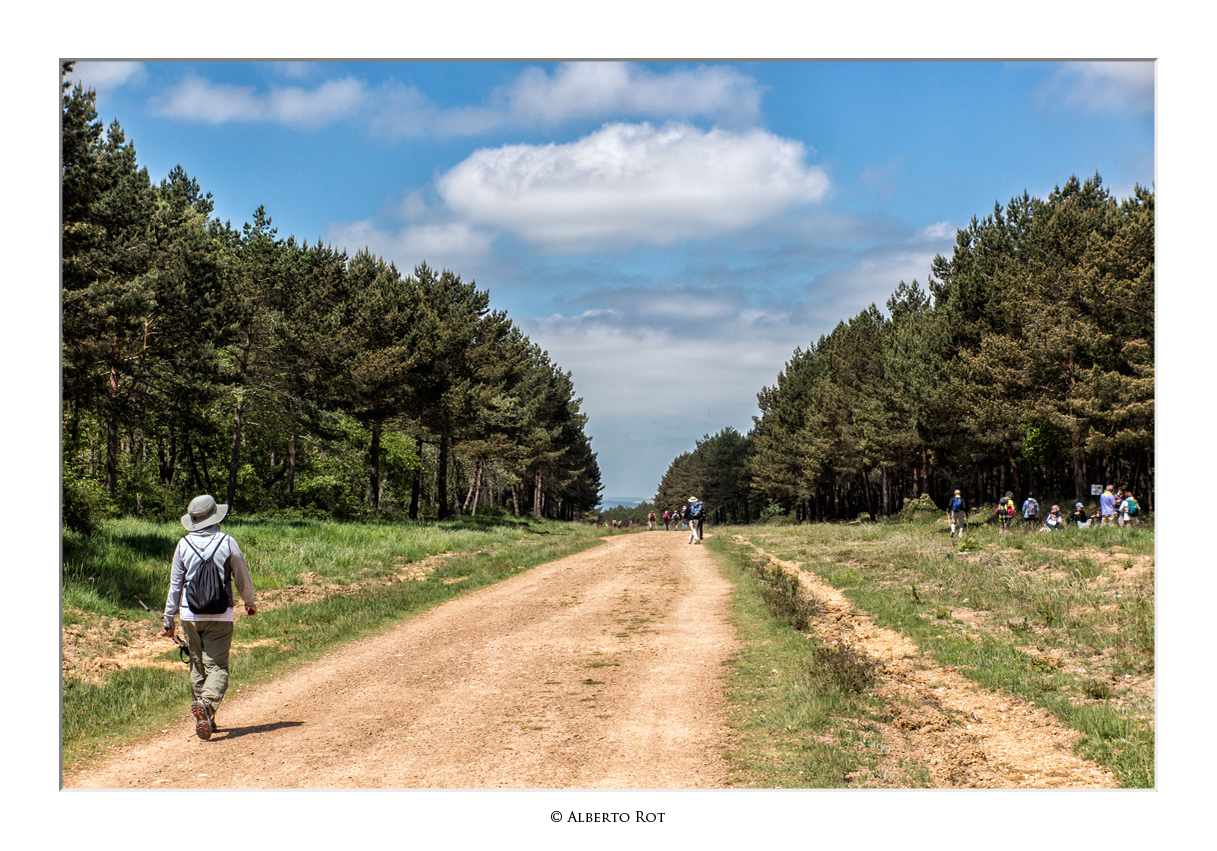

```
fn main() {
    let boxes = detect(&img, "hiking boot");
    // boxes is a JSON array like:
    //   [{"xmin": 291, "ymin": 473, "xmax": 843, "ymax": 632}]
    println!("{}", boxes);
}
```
[{"xmin": 192, "ymin": 700, "xmax": 213, "ymax": 740}]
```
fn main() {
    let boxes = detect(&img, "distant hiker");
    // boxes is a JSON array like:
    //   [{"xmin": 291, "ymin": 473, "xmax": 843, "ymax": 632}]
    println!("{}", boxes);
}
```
[
  {"xmin": 648, "ymin": 511, "xmax": 656, "ymax": 531},
  {"xmin": 662, "ymin": 510, "xmax": 671, "ymax": 531},
  {"xmin": 1070, "ymin": 502, "xmax": 1091, "ymax": 528},
  {"xmin": 996, "ymin": 492, "xmax": 1015, "ymax": 534},
  {"xmin": 1099, "ymin": 485, "xmax": 1117, "ymax": 525},
  {"xmin": 1119, "ymin": 493, "xmax": 1141, "ymax": 527},
  {"xmin": 1022, "ymin": 494, "xmax": 1040, "ymax": 528},
  {"xmin": 948, "ymin": 489, "xmax": 969, "ymax": 537},
  {"xmin": 163, "ymin": 495, "xmax": 257, "ymax": 740},
  {"xmin": 1042, "ymin": 505, "xmax": 1063, "ymax": 532},
  {"xmin": 685, "ymin": 496, "xmax": 704, "ymax": 544}
]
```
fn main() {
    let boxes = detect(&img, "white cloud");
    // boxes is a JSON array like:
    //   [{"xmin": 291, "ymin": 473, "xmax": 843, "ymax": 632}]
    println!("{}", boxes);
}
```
[
  {"xmin": 916, "ymin": 221, "xmax": 956, "ymax": 242},
  {"xmin": 503, "ymin": 62, "xmax": 763, "ymax": 128},
  {"xmin": 327, "ymin": 218, "xmax": 496, "ymax": 272},
  {"xmin": 435, "ymin": 122, "xmax": 830, "ymax": 251},
  {"xmin": 152, "ymin": 75, "xmax": 367, "ymax": 126},
  {"xmin": 153, "ymin": 62, "xmax": 765, "ymax": 138},
  {"xmin": 68, "ymin": 61, "xmax": 146, "ymax": 90},
  {"xmin": 1041, "ymin": 61, "xmax": 1154, "ymax": 114},
  {"xmin": 519, "ymin": 305, "xmax": 808, "ymax": 496}
]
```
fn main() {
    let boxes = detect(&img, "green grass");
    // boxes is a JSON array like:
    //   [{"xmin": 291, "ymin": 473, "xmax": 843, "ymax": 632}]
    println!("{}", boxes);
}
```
[
  {"xmin": 61, "ymin": 514, "xmax": 605, "ymax": 771},
  {"xmin": 722, "ymin": 517, "xmax": 1155, "ymax": 787},
  {"xmin": 707, "ymin": 536, "xmax": 906, "ymax": 788}
]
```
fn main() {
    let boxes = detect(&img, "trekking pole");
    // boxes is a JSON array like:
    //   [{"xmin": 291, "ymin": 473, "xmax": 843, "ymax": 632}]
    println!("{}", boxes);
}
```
[{"xmin": 136, "ymin": 597, "xmax": 190, "ymax": 664}]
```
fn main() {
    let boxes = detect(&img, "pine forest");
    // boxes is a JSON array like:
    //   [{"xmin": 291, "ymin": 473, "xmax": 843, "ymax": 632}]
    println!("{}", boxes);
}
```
[
  {"xmin": 61, "ymin": 67, "xmax": 603, "ymax": 532},
  {"xmin": 655, "ymin": 176, "xmax": 1153, "ymax": 524}
]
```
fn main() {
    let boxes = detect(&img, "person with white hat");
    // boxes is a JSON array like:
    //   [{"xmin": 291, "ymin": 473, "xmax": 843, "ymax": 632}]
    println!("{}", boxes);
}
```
[{"xmin": 162, "ymin": 494, "xmax": 257, "ymax": 740}]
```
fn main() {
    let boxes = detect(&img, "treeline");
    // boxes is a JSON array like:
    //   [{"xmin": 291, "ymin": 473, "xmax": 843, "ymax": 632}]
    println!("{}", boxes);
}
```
[
  {"xmin": 656, "ymin": 174, "xmax": 1153, "ymax": 522},
  {"xmin": 61, "ymin": 66, "xmax": 601, "ymax": 531}
]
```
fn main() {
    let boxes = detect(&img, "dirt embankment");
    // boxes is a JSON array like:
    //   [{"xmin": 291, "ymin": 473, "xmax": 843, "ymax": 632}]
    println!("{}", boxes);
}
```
[{"xmin": 739, "ymin": 539, "xmax": 1118, "ymax": 788}]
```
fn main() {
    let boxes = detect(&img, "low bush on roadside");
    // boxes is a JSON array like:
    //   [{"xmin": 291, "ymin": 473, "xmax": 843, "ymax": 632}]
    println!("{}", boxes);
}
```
[
  {"xmin": 748, "ymin": 556, "xmax": 818, "ymax": 631},
  {"xmin": 813, "ymin": 641, "xmax": 880, "ymax": 695}
]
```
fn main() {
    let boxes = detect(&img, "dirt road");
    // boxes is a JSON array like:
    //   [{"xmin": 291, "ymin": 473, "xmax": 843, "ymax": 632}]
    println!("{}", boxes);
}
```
[
  {"xmin": 64, "ymin": 529, "xmax": 1121, "ymax": 789},
  {"xmin": 64, "ymin": 532, "xmax": 738, "ymax": 789}
]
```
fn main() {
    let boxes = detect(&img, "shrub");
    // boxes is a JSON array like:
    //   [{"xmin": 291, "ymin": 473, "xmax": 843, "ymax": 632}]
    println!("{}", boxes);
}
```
[
  {"xmin": 813, "ymin": 642, "xmax": 880, "ymax": 694},
  {"xmin": 1082, "ymin": 679, "xmax": 1113, "ymax": 700},
  {"xmin": 895, "ymin": 493, "xmax": 940, "ymax": 524},
  {"xmin": 62, "ymin": 463, "xmax": 111, "ymax": 535},
  {"xmin": 957, "ymin": 536, "xmax": 982, "ymax": 552}
]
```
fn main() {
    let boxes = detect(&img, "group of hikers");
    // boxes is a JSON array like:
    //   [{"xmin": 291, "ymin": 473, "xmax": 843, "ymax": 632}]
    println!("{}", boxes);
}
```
[
  {"xmin": 645, "ymin": 497, "xmax": 707, "ymax": 543},
  {"xmin": 947, "ymin": 484, "xmax": 1142, "ymax": 537}
]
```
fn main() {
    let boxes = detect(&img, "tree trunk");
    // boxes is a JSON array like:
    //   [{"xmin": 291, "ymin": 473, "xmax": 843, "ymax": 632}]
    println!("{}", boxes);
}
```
[
  {"xmin": 464, "ymin": 460, "xmax": 483, "ymax": 516},
  {"xmin": 226, "ymin": 394, "xmax": 244, "ymax": 509},
  {"xmin": 533, "ymin": 470, "xmax": 545, "ymax": 518},
  {"xmin": 409, "ymin": 435, "xmax": 422, "ymax": 520},
  {"xmin": 437, "ymin": 433, "xmax": 451, "ymax": 519},
  {"xmin": 369, "ymin": 419, "xmax": 382, "ymax": 510},
  {"xmin": 860, "ymin": 468, "xmax": 876, "ymax": 521},
  {"xmin": 198, "ymin": 443, "xmax": 215, "ymax": 494},
  {"xmin": 105, "ymin": 377, "xmax": 120, "ymax": 498},
  {"xmin": 158, "ymin": 432, "xmax": 176, "ymax": 486},
  {"xmin": 184, "ymin": 437, "xmax": 202, "ymax": 492},
  {"xmin": 286, "ymin": 433, "xmax": 297, "ymax": 496}
]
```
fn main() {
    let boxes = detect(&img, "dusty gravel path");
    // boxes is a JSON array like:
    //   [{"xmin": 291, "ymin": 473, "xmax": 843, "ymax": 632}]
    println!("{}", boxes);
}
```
[{"xmin": 64, "ymin": 532, "xmax": 738, "ymax": 789}]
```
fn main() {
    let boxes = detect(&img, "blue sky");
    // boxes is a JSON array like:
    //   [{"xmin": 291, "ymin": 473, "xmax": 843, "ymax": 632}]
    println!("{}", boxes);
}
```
[{"xmin": 64, "ymin": 59, "xmax": 1154, "ymax": 501}]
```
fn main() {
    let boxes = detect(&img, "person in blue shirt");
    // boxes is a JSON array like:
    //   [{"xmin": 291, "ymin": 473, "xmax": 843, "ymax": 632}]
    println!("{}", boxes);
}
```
[
  {"xmin": 1099, "ymin": 485, "xmax": 1117, "ymax": 525},
  {"xmin": 948, "ymin": 490, "xmax": 968, "ymax": 537}
]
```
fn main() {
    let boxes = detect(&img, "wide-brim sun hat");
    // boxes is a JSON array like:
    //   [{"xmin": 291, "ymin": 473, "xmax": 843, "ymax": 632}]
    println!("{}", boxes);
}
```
[
  {"xmin": 182, "ymin": 494, "xmax": 228, "ymax": 531},
  {"xmin": 688, "ymin": 496, "xmax": 698, "ymax": 502}
]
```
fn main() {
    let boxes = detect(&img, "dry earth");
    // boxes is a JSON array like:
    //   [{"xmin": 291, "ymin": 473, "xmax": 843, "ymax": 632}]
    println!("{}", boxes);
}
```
[
  {"xmin": 63, "ymin": 532, "xmax": 738, "ymax": 788},
  {"xmin": 64, "ymin": 530, "xmax": 1120, "ymax": 789},
  {"xmin": 738, "ymin": 538, "xmax": 1119, "ymax": 788}
]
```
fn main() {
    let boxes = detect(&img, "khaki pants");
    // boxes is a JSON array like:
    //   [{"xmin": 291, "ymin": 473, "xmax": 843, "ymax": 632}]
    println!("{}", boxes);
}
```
[{"xmin": 182, "ymin": 619, "xmax": 234, "ymax": 711}]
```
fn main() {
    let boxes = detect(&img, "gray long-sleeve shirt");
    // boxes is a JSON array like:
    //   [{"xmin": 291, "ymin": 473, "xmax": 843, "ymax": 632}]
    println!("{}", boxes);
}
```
[{"xmin": 163, "ymin": 525, "xmax": 256, "ymax": 625}]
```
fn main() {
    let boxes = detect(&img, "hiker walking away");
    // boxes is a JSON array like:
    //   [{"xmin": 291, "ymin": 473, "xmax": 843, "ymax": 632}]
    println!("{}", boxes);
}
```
[
  {"xmin": 1119, "ymin": 492, "xmax": 1141, "ymax": 527},
  {"xmin": 996, "ymin": 492, "xmax": 1015, "ymax": 535},
  {"xmin": 662, "ymin": 510, "xmax": 671, "ymax": 531},
  {"xmin": 1022, "ymin": 494, "xmax": 1040, "ymax": 529},
  {"xmin": 648, "ymin": 511, "xmax": 656, "ymax": 531},
  {"xmin": 948, "ymin": 489, "xmax": 969, "ymax": 537},
  {"xmin": 1099, "ymin": 485, "xmax": 1117, "ymax": 525},
  {"xmin": 163, "ymin": 495, "xmax": 257, "ymax": 740},
  {"xmin": 685, "ymin": 497, "xmax": 704, "ymax": 544},
  {"xmin": 1069, "ymin": 502, "xmax": 1090, "ymax": 528}
]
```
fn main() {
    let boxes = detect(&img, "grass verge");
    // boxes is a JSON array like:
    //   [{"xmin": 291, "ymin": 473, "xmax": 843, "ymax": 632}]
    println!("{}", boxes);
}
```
[
  {"xmin": 706, "ymin": 536, "xmax": 907, "ymax": 788},
  {"xmin": 723, "ymin": 518, "xmax": 1154, "ymax": 787}
]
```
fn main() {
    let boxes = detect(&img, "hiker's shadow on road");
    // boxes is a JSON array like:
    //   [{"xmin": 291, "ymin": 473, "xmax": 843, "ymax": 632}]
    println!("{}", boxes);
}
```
[{"xmin": 213, "ymin": 721, "xmax": 304, "ymax": 741}]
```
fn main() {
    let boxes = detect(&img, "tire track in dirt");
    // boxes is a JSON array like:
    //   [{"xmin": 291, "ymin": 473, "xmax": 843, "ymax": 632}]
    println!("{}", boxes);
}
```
[
  {"xmin": 739, "ymin": 539, "xmax": 1117, "ymax": 788},
  {"xmin": 63, "ymin": 532, "xmax": 737, "ymax": 789}
]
